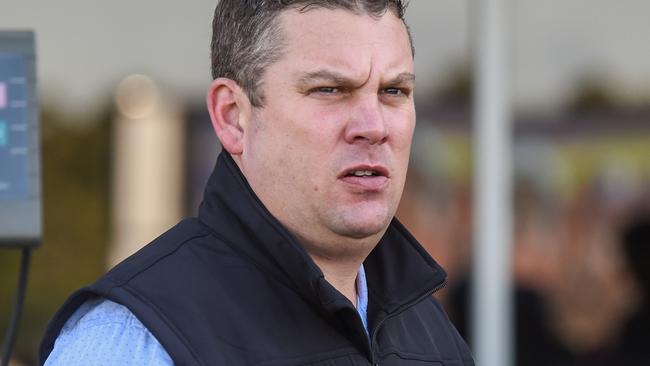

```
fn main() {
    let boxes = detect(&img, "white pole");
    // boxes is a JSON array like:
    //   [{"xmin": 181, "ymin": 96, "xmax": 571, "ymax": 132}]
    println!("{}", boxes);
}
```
[
  {"xmin": 109, "ymin": 74, "xmax": 185, "ymax": 268},
  {"xmin": 472, "ymin": 0, "xmax": 513, "ymax": 365}
]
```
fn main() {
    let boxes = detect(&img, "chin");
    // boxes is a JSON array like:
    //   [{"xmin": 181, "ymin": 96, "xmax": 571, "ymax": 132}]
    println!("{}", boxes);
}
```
[
  {"xmin": 330, "ymin": 215, "xmax": 392, "ymax": 240},
  {"xmin": 321, "ymin": 200, "xmax": 396, "ymax": 240}
]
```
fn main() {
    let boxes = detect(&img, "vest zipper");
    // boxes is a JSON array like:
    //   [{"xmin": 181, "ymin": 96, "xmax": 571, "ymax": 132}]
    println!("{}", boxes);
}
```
[{"xmin": 368, "ymin": 279, "xmax": 448, "ymax": 365}]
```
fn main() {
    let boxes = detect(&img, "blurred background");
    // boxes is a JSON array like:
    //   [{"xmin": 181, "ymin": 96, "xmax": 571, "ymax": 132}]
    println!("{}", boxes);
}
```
[{"xmin": 1, "ymin": 0, "xmax": 649, "ymax": 365}]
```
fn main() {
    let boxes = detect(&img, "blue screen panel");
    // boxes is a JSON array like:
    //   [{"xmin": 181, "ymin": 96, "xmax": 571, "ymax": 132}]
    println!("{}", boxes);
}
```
[{"xmin": 0, "ymin": 54, "xmax": 29, "ymax": 201}]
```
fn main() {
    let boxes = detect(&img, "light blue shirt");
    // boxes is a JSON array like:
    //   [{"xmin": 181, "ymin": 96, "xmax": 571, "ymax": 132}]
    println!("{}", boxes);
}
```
[{"xmin": 45, "ymin": 265, "xmax": 369, "ymax": 365}]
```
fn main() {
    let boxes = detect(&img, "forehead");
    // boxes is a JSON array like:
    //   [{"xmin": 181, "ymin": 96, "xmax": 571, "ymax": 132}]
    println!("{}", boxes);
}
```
[{"xmin": 275, "ymin": 8, "xmax": 413, "ymax": 78}]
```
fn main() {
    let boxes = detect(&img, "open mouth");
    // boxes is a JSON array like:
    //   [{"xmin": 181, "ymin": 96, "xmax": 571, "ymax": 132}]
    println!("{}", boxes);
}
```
[
  {"xmin": 346, "ymin": 170, "xmax": 381, "ymax": 177},
  {"xmin": 339, "ymin": 165, "xmax": 390, "ymax": 179},
  {"xmin": 339, "ymin": 166, "xmax": 389, "ymax": 191}
]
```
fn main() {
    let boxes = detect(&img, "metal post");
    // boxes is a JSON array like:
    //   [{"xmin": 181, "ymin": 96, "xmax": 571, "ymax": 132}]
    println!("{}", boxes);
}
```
[{"xmin": 472, "ymin": 0, "xmax": 513, "ymax": 365}]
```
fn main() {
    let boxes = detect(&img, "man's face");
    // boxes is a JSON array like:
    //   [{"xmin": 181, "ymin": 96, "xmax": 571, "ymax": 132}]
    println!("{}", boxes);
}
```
[{"xmin": 239, "ymin": 8, "xmax": 415, "ymax": 256}]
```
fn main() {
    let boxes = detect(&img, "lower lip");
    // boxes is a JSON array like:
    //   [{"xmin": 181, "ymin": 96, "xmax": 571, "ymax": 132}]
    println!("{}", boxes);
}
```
[{"xmin": 339, "ymin": 176, "xmax": 389, "ymax": 191}]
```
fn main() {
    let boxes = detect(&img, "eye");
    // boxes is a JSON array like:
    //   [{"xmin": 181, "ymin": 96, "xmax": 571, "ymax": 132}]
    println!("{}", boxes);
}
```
[
  {"xmin": 382, "ymin": 87, "xmax": 409, "ymax": 96},
  {"xmin": 309, "ymin": 86, "xmax": 339, "ymax": 94}
]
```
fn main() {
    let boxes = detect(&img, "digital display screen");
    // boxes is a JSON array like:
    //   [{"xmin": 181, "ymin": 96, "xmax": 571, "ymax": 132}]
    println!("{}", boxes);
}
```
[
  {"xmin": 0, "ymin": 53, "xmax": 29, "ymax": 201},
  {"xmin": 0, "ymin": 31, "xmax": 40, "ymax": 245}
]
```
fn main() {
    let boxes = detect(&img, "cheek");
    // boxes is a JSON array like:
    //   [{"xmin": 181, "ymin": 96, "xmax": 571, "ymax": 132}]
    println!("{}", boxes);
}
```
[
  {"xmin": 387, "ymin": 111, "xmax": 415, "ymax": 186},
  {"xmin": 283, "ymin": 109, "xmax": 344, "ymax": 170},
  {"xmin": 396, "ymin": 126, "xmax": 414, "ymax": 148},
  {"xmin": 389, "ymin": 113, "xmax": 416, "ymax": 152}
]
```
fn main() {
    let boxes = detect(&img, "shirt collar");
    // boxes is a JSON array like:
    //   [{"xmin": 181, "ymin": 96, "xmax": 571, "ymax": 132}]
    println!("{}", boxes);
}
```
[{"xmin": 356, "ymin": 264, "xmax": 370, "ymax": 335}]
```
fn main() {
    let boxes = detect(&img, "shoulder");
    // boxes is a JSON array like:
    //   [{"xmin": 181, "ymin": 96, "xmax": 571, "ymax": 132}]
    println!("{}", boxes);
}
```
[
  {"xmin": 59, "ymin": 298, "xmax": 147, "ymax": 332},
  {"xmin": 44, "ymin": 299, "xmax": 173, "ymax": 366},
  {"xmin": 104, "ymin": 218, "xmax": 213, "ymax": 282}
]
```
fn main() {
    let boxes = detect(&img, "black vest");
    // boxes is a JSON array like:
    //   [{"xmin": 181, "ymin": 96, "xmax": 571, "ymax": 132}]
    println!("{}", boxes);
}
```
[{"xmin": 40, "ymin": 151, "xmax": 474, "ymax": 366}]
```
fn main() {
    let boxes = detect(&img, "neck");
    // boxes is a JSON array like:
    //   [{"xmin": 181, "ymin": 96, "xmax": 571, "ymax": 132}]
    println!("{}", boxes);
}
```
[
  {"xmin": 280, "ymin": 224, "xmax": 382, "ymax": 306},
  {"xmin": 297, "ymin": 234, "xmax": 381, "ymax": 307},
  {"xmin": 311, "ymin": 254, "xmax": 362, "ymax": 306}
]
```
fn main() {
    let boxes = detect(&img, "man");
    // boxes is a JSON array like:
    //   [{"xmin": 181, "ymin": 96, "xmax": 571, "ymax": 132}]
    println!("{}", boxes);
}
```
[{"xmin": 41, "ymin": 1, "xmax": 474, "ymax": 365}]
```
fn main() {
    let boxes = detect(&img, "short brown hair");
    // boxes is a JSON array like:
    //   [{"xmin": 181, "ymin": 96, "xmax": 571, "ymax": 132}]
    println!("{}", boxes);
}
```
[{"xmin": 211, "ymin": 0, "xmax": 412, "ymax": 107}]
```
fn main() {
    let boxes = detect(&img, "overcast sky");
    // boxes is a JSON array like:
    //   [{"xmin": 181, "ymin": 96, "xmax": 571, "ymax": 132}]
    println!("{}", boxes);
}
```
[{"xmin": 1, "ymin": 0, "xmax": 649, "ymax": 114}]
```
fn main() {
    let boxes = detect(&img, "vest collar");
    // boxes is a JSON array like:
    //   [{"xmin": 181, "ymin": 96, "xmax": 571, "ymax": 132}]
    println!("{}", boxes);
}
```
[{"xmin": 198, "ymin": 151, "xmax": 447, "ymax": 317}]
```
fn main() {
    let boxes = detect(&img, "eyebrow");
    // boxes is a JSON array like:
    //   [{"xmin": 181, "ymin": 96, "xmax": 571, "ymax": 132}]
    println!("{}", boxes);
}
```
[
  {"xmin": 298, "ymin": 70, "xmax": 359, "ymax": 87},
  {"xmin": 297, "ymin": 70, "xmax": 416, "ymax": 87},
  {"xmin": 387, "ymin": 72, "xmax": 416, "ymax": 86}
]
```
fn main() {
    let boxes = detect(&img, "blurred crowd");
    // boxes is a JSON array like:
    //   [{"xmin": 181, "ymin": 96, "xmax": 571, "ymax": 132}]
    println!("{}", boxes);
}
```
[{"xmin": 400, "ymin": 107, "xmax": 650, "ymax": 365}]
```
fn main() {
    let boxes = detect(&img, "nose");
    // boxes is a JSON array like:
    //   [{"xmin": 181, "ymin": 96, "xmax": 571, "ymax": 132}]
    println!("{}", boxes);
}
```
[{"xmin": 344, "ymin": 95, "xmax": 388, "ymax": 145}]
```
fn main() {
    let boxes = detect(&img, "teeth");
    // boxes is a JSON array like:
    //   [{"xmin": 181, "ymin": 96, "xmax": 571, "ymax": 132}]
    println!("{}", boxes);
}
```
[{"xmin": 352, "ymin": 170, "xmax": 374, "ymax": 177}]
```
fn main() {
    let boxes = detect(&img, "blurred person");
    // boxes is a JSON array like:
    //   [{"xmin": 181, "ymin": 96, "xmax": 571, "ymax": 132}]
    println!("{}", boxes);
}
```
[
  {"xmin": 449, "ymin": 280, "xmax": 577, "ymax": 366},
  {"xmin": 448, "ymin": 184, "xmax": 579, "ymax": 366},
  {"xmin": 606, "ymin": 211, "xmax": 650, "ymax": 365},
  {"xmin": 549, "ymin": 187, "xmax": 638, "ymax": 365},
  {"xmin": 39, "ymin": 1, "xmax": 474, "ymax": 365}
]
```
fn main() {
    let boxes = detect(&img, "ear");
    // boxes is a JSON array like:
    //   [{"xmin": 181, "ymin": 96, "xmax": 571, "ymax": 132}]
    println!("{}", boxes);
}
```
[{"xmin": 206, "ymin": 78, "xmax": 252, "ymax": 155}]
